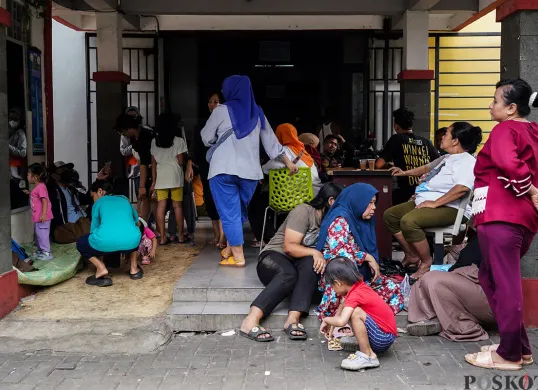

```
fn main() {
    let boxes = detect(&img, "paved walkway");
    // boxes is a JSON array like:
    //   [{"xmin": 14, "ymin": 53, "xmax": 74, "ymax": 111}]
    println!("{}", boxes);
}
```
[{"xmin": 1, "ymin": 330, "xmax": 537, "ymax": 390}]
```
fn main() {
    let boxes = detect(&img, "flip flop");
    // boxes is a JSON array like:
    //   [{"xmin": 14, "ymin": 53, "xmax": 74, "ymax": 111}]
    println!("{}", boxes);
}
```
[
  {"xmin": 239, "ymin": 326, "xmax": 274, "ymax": 342},
  {"xmin": 159, "ymin": 238, "xmax": 171, "ymax": 246},
  {"xmin": 333, "ymin": 326, "xmax": 353, "ymax": 338},
  {"xmin": 328, "ymin": 338, "xmax": 343, "ymax": 351},
  {"xmin": 129, "ymin": 267, "xmax": 144, "ymax": 280},
  {"xmin": 464, "ymin": 351, "xmax": 522, "ymax": 371},
  {"xmin": 221, "ymin": 248, "xmax": 231, "ymax": 259},
  {"xmin": 85, "ymin": 275, "xmax": 113, "ymax": 287},
  {"xmin": 481, "ymin": 345, "xmax": 533, "ymax": 365},
  {"xmin": 285, "ymin": 323, "xmax": 307, "ymax": 340},
  {"xmin": 406, "ymin": 320, "xmax": 442, "ymax": 337},
  {"xmin": 339, "ymin": 336, "xmax": 359, "ymax": 352},
  {"xmin": 219, "ymin": 257, "xmax": 245, "ymax": 267}
]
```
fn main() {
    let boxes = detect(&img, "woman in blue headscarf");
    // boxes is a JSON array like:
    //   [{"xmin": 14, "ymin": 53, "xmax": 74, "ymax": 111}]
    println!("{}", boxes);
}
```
[
  {"xmin": 314, "ymin": 183, "xmax": 404, "ymax": 322},
  {"xmin": 201, "ymin": 75, "xmax": 297, "ymax": 267}
]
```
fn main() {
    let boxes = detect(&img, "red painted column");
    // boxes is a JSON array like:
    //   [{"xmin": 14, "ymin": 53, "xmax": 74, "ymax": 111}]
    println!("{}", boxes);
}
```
[{"xmin": 0, "ymin": 6, "xmax": 18, "ymax": 320}]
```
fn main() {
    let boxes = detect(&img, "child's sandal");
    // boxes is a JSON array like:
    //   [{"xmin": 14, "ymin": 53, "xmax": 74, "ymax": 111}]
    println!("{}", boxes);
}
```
[{"xmin": 328, "ymin": 338, "xmax": 343, "ymax": 351}]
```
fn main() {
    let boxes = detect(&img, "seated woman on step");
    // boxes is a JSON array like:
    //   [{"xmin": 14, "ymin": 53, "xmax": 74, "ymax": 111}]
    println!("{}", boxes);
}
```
[
  {"xmin": 407, "ymin": 235, "xmax": 496, "ymax": 341},
  {"xmin": 315, "ymin": 183, "xmax": 404, "ymax": 325},
  {"xmin": 76, "ymin": 180, "xmax": 142, "ymax": 287},
  {"xmin": 383, "ymin": 122, "xmax": 482, "ymax": 284},
  {"xmin": 239, "ymin": 182, "xmax": 344, "ymax": 342}
]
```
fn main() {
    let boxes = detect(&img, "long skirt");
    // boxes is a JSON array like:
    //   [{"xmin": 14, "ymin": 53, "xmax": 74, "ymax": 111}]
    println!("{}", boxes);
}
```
[{"xmin": 408, "ymin": 265, "xmax": 495, "ymax": 342}]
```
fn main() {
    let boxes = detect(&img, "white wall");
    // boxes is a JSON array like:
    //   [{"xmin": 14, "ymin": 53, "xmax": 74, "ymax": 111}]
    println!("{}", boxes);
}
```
[{"xmin": 52, "ymin": 20, "xmax": 88, "ymax": 187}]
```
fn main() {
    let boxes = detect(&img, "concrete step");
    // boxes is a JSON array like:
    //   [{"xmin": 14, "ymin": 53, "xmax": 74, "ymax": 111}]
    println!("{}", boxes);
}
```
[
  {"xmin": 172, "ymin": 243, "xmax": 268, "ymax": 302},
  {"xmin": 166, "ymin": 301, "xmax": 409, "ymax": 332}
]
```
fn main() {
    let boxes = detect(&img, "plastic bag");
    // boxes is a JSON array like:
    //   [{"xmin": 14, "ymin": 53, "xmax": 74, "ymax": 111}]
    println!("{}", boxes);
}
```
[{"xmin": 400, "ymin": 274, "xmax": 411, "ymax": 311}]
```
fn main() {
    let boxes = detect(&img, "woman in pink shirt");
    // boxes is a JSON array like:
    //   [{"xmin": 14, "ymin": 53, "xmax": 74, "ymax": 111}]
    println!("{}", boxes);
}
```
[
  {"xmin": 466, "ymin": 79, "xmax": 538, "ymax": 370},
  {"xmin": 26, "ymin": 163, "xmax": 54, "ymax": 260}
]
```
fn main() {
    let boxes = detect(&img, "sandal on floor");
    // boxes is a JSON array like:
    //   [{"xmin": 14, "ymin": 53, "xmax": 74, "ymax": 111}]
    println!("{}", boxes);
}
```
[
  {"xmin": 465, "ymin": 351, "xmax": 523, "ymax": 371},
  {"xmin": 220, "ymin": 248, "xmax": 231, "ymax": 259},
  {"xmin": 333, "ymin": 325, "xmax": 353, "ymax": 338},
  {"xmin": 339, "ymin": 336, "xmax": 359, "ymax": 352},
  {"xmin": 240, "ymin": 326, "xmax": 274, "ymax": 342},
  {"xmin": 328, "ymin": 338, "xmax": 344, "ymax": 351},
  {"xmin": 285, "ymin": 323, "xmax": 307, "ymax": 340},
  {"xmin": 481, "ymin": 345, "xmax": 534, "ymax": 365},
  {"xmin": 406, "ymin": 320, "xmax": 441, "ymax": 337},
  {"xmin": 159, "ymin": 238, "xmax": 171, "ymax": 246},
  {"xmin": 86, "ymin": 275, "xmax": 113, "ymax": 287},
  {"xmin": 130, "ymin": 267, "xmax": 144, "ymax": 280},
  {"xmin": 219, "ymin": 257, "xmax": 245, "ymax": 267}
]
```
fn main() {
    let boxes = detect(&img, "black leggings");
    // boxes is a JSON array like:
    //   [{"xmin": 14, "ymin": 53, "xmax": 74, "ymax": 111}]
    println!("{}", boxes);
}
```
[{"xmin": 252, "ymin": 250, "xmax": 319, "ymax": 316}]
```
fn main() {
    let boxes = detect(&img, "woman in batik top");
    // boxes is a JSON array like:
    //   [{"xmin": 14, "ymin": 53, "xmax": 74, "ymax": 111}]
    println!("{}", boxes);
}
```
[{"xmin": 315, "ymin": 183, "xmax": 404, "ymax": 321}]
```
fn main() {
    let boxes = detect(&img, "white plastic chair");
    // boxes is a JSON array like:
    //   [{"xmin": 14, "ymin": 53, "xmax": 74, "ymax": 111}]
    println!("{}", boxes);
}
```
[{"xmin": 424, "ymin": 190, "xmax": 473, "ymax": 265}]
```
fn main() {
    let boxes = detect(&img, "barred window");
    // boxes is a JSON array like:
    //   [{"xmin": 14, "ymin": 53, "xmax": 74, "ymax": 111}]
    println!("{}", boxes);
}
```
[{"xmin": 7, "ymin": 0, "xmax": 28, "ymax": 43}]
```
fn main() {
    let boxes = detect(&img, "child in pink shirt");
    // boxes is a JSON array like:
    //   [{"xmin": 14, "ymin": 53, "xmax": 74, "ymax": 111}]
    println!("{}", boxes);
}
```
[
  {"xmin": 138, "ymin": 218, "xmax": 157, "ymax": 265},
  {"xmin": 26, "ymin": 163, "xmax": 54, "ymax": 260}
]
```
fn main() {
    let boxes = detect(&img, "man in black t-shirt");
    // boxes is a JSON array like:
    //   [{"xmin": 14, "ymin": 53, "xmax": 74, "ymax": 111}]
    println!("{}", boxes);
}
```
[
  {"xmin": 375, "ymin": 108, "xmax": 439, "ymax": 205},
  {"xmin": 114, "ymin": 113, "xmax": 154, "ymax": 220}
]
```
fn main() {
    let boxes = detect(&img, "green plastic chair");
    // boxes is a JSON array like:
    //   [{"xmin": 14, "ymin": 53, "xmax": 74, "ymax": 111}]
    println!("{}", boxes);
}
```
[{"xmin": 260, "ymin": 167, "xmax": 314, "ymax": 253}]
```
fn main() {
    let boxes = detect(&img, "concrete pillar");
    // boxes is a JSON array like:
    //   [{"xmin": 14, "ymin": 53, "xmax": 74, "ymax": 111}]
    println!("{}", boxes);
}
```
[
  {"xmin": 398, "ymin": 10, "xmax": 433, "ymax": 140},
  {"xmin": 497, "ymin": 2, "xmax": 538, "ymax": 281},
  {"xmin": 94, "ymin": 12, "xmax": 129, "ymax": 178},
  {"xmin": 0, "ymin": 3, "xmax": 18, "ymax": 319}
]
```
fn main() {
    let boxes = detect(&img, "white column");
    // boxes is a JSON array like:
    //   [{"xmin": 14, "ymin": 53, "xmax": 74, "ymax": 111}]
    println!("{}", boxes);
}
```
[
  {"xmin": 96, "ymin": 11, "xmax": 123, "ymax": 72},
  {"xmin": 402, "ymin": 10, "xmax": 429, "ymax": 70}
]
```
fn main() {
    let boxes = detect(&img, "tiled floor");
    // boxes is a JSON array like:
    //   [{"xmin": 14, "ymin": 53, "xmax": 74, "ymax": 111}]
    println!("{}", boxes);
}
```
[{"xmin": 1, "ymin": 330, "xmax": 533, "ymax": 390}]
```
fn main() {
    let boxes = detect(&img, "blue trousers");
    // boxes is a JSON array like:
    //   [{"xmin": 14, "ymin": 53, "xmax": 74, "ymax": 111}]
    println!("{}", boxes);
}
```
[{"xmin": 209, "ymin": 174, "xmax": 258, "ymax": 246}]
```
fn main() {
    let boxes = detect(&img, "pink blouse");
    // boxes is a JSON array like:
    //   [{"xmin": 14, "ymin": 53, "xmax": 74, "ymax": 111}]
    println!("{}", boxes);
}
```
[{"xmin": 473, "ymin": 120, "xmax": 538, "ymax": 232}]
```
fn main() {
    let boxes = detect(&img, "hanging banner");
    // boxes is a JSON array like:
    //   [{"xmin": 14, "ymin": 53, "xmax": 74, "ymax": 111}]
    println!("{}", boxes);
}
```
[{"xmin": 28, "ymin": 47, "xmax": 44, "ymax": 156}]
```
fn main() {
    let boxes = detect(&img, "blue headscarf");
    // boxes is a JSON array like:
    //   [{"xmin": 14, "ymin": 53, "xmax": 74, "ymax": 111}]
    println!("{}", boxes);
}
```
[
  {"xmin": 222, "ymin": 75, "xmax": 265, "ymax": 139},
  {"xmin": 316, "ymin": 183, "xmax": 379, "ymax": 279}
]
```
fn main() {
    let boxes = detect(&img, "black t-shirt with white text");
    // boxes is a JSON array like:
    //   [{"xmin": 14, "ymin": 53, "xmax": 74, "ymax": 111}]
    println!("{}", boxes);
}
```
[{"xmin": 379, "ymin": 133, "xmax": 439, "ymax": 192}]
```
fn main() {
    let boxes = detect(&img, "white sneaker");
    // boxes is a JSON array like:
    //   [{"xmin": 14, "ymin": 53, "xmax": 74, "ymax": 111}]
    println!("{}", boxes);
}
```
[
  {"xmin": 31, "ymin": 249, "xmax": 43, "ymax": 258},
  {"xmin": 36, "ymin": 252, "xmax": 53, "ymax": 261},
  {"xmin": 341, "ymin": 351, "xmax": 380, "ymax": 371}
]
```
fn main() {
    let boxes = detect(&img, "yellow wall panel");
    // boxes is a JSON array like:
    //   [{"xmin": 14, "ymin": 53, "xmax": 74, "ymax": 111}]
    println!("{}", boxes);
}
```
[
  {"xmin": 439, "ymin": 36, "xmax": 501, "ymax": 48},
  {"xmin": 439, "ymin": 73, "xmax": 499, "ymax": 85},
  {"xmin": 439, "ymin": 48, "xmax": 500, "ymax": 60},
  {"xmin": 439, "ymin": 97, "xmax": 492, "ymax": 109},
  {"xmin": 438, "ymin": 110, "xmax": 492, "ymax": 121},
  {"xmin": 439, "ymin": 86, "xmax": 496, "ymax": 97},
  {"xmin": 439, "ymin": 61, "xmax": 499, "ymax": 73},
  {"xmin": 429, "ymin": 50, "xmax": 436, "ymax": 70},
  {"xmin": 429, "ymin": 37, "xmax": 436, "ymax": 46}
]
